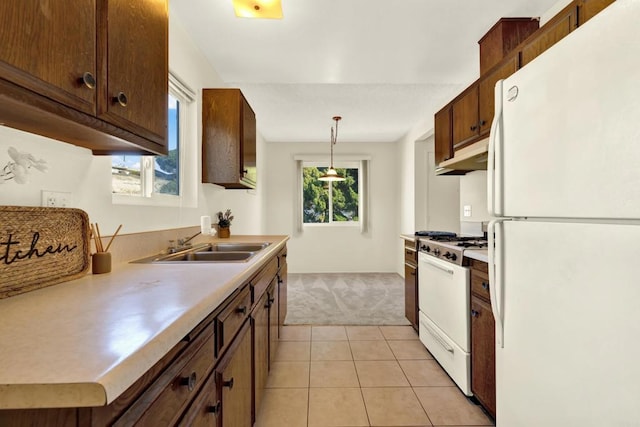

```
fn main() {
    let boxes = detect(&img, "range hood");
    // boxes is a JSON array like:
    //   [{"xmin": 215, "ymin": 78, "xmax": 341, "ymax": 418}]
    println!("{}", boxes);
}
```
[{"xmin": 435, "ymin": 138, "xmax": 489, "ymax": 175}]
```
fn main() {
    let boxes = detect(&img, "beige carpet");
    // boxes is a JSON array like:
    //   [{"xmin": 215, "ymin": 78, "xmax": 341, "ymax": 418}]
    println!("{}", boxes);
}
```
[{"xmin": 284, "ymin": 273, "xmax": 410, "ymax": 326}]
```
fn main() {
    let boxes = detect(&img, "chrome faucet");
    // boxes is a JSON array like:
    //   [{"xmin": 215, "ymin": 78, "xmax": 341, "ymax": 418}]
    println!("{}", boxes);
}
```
[{"xmin": 169, "ymin": 231, "xmax": 201, "ymax": 253}]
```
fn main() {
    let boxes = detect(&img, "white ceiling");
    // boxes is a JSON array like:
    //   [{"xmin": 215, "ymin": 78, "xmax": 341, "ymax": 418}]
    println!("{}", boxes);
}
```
[{"xmin": 170, "ymin": 0, "xmax": 559, "ymax": 143}]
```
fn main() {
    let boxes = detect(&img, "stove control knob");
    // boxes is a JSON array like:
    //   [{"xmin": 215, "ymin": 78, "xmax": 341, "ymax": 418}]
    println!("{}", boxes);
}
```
[
  {"xmin": 433, "ymin": 248, "xmax": 440, "ymax": 256},
  {"xmin": 444, "ymin": 252, "xmax": 453, "ymax": 259},
  {"xmin": 451, "ymin": 253, "xmax": 457, "ymax": 261},
  {"xmin": 424, "ymin": 245, "xmax": 431, "ymax": 253}
]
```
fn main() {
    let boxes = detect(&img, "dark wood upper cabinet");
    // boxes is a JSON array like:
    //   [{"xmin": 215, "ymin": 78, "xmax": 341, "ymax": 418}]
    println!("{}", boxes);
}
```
[
  {"xmin": 0, "ymin": 0, "xmax": 168, "ymax": 155},
  {"xmin": 98, "ymin": 0, "xmax": 168, "ymax": 147},
  {"xmin": 434, "ymin": 103, "xmax": 453, "ymax": 165},
  {"xmin": 202, "ymin": 89, "xmax": 257, "ymax": 189},
  {"xmin": 451, "ymin": 81, "xmax": 479, "ymax": 150},
  {"xmin": 0, "ymin": 0, "xmax": 97, "ymax": 115},
  {"xmin": 520, "ymin": 5, "xmax": 579, "ymax": 67},
  {"xmin": 477, "ymin": 54, "xmax": 519, "ymax": 137},
  {"xmin": 479, "ymin": 18, "xmax": 540, "ymax": 75},
  {"xmin": 577, "ymin": 0, "xmax": 615, "ymax": 24}
]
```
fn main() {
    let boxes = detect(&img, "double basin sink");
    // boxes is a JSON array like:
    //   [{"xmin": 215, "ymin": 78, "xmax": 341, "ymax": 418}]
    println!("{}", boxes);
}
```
[{"xmin": 133, "ymin": 242, "xmax": 271, "ymax": 264}]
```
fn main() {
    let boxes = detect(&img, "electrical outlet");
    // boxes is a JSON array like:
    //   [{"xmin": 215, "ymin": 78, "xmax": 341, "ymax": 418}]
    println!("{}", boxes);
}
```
[
  {"xmin": 463, "ymin": 205, "xmax": 472, "ymax": 217},
  {"xmin": 41, "ymin": 191, "xmax": 72, "ymax": 208}
]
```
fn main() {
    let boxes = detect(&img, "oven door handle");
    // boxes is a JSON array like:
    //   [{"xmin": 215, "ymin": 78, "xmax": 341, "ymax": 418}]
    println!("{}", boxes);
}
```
[
  {"xmin": 424, "ymin": 323, "xmax": 454, "ymax": 354},
  {"xmin": 421, "ymin": 258, "xmax": 454, "ymax": 275}
]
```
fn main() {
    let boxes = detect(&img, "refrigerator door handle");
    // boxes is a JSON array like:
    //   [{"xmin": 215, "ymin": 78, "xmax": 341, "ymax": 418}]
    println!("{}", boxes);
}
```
[
  {"xmin": 487, "ymin": 79, "xmax": 504, "ymax": 217},
  {"xmin": 489, "ymin": 218, "xmax": 508, "ymax": 348}
]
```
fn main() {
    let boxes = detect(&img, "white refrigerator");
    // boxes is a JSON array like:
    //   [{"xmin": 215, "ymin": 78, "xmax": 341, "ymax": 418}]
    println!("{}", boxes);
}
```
[{"xmin": 487, "ymin": 0, "xmax": 640, "ymax": 425}]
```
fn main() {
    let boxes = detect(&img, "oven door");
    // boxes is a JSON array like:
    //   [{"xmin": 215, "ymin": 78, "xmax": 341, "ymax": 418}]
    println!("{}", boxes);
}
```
[{"xmin": 418, "ymin": 252, "xmax": 470, "ymax": 351}]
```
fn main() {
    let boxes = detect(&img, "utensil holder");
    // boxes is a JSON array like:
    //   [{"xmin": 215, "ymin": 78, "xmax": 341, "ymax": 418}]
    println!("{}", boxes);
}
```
[{"xmin": 92, "ymin": 252, "xmax": 112, "ymax": 274}]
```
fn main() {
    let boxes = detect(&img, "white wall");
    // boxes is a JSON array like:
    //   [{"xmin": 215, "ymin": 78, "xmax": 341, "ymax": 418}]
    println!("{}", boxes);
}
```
[
  {"xmin": 396, "ymin": 118, "xmax": 461, "ymax": 275},
  {"xmin": 0, "ymin": 12, "xmax": 263, "ymax": 237},
  {"xmin": 263, "ymin": 141, "xmax": 398, "ymax": 273},
  {"xmin": 459, "ymin": 171, "xmax": 490, "ymax": 223}
]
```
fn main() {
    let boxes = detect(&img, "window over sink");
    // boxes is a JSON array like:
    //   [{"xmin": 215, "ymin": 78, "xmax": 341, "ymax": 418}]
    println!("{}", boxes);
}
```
[{"xmin": 111, "ymin": 73, "xmax": 195, "ymax": 207}]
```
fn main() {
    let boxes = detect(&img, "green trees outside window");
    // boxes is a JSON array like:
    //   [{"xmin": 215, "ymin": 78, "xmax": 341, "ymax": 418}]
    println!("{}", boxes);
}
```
[{"xmin": 303, "ymin": 166, "xmax": 359, "ymax": 224}]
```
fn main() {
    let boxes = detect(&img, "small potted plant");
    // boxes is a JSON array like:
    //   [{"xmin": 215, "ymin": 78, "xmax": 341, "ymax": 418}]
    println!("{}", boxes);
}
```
[{"xmin": 216, "ymin": 209, "xmax": 234, "ymax": 238}]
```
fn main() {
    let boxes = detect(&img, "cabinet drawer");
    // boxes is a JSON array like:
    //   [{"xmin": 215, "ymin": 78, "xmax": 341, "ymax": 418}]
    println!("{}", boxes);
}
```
[
  {"xmin": 217, "ymin": 285, "xmax": 251, "ymax": 353},
  {"xmin": 177, "ymin": 371, "xmax": 219, "ymax": 427},
  {"xmin": 471, "ymin": 269, "xmax": 491, "ymax": 302},
  {"xmin": 251, "ymin": 257, "xmax": 278, "ymax": 304},
  {"xmin": 277, "ymin": 246, "xmax": 288, "ymax": 270},
  {"xmin": 404, "ymin": 247, "xmax": 417, "ymax": 266},
  {"xmin": 470, "ymin": 259, "xmax": 489, "ymax": 274},
  {"xmin": 114, "ymin": 327, "xmax": 215, "ymax": 427}
]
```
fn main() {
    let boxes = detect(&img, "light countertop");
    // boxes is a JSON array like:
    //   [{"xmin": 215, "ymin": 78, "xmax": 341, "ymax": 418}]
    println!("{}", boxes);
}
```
[
  {"xmin": 400, "ymin": 234, "xmax": 416, "ymax": 242},
  {"xmin": 0, "ymin": 235, "xmax": 288, "ymax": 410},
  {"xmin": 464, "ymin": 249, "xmax": 488, "ymax": 263}
]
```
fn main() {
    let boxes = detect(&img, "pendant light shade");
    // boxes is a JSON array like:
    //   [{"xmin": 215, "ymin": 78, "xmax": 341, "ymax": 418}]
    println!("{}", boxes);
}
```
[{"xmin": 319, "ymin": 116, "xmax": 346, "ymax": 182}]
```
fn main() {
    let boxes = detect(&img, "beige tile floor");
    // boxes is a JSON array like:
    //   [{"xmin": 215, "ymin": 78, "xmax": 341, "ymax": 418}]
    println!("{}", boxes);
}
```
[{"xmin": 255, "ymin": 325, "xmax": 495, "ymax": 427}]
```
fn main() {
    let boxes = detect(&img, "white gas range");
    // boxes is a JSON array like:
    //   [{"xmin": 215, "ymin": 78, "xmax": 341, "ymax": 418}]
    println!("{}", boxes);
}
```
[{"xmin": 416, "ymin": 232, "xmax": 487, "ymax": 396}]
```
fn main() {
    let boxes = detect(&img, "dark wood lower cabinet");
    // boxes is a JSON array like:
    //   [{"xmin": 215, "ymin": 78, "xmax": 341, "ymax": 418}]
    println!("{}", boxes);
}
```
[
  {"xmin": 471, "ymin": 296, "xmax": 496, "ymax": 418},
  {"xmin": 469, "ymin": 259, "xmax": 496, "ymax": 419},
  {"xmin": 404, "ymin": 263, "xmax": 418, "ymax": 330},
  {"xmin": 217, "ymin": 320, "xmax": 252, "ymax": 427},
  {"xmin": 253, "ymin": 291, "xmax": 269, "ymax": 417},
  {"xmin": 268, "ymin": 281, "xmax": 279, "ymax": 367},
  {"xmin": 403, "ymin": 239, "xmax": 418, "ymax": 331},
  {"xmin": 178, "ymin": 372, "xmax": 220, "ymax": 427},
  {"xmin": 0, "ymin": 243, "xmax": 288, "ymax": 427}
]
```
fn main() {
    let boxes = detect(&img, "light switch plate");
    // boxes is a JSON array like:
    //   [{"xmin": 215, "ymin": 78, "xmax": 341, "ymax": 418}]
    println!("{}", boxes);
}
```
[{"xmin": 463, "ymin": 205, "xmax": 472, "ymax": 217}]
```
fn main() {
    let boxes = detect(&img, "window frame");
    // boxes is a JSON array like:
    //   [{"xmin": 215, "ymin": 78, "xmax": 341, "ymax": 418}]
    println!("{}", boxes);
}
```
[
  {"xmin": 301, "ymin": 160, "xmax": 362, "ymax": 227},
  {"xmin": 111, "ymin": 74, "xmax": 195, "ymax": 207}
]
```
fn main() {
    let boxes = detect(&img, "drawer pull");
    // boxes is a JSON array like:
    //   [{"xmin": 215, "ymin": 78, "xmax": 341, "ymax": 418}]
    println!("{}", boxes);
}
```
[
  {"xmin": 223, "ymin": 377, "xmax": 234, "ymax": 389},
  {"xmin": 207, "ymin": 400, "xmax": 222, "ymax": 414},
  {"xmin": 278, "ymin": 277, "xmax": 283, "ymax": 284},
  {"xmin": 113, "ymin": 91, "xmax": 128, "ymax": 107},
  {"xmin": 235, "ymin": 306, "xmax": 247, "ymax": 315},
  {"xmin": 179, "ymin": 372, "xmax": 197, "ymax": 391},
  {"xmin": 79, "ymin": 71, "xmax": 96, "ymax": 89},
  {"xmin": 471, "ymin": 309, "xmax": 479, "ymax": 318},
  {"xmin": 482, "ymin": 282, "xmax": 489, "ymax": 290}
]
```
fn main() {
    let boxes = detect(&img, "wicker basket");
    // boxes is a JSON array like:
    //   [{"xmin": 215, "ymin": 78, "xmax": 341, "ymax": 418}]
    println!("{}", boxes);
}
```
[{"xmin": 0, "ymin": 206, "xmax": 91, "ymax": 299}]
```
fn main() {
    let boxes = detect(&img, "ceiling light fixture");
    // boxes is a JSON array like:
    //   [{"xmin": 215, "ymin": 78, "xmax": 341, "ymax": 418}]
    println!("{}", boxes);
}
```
[
  {"xmin": 232, "ymin": 0, "xmax": 283, "ymax": 19},
  {"xmin": 319, "ymin": 116, "xmax": 346, "ymax": 182}
]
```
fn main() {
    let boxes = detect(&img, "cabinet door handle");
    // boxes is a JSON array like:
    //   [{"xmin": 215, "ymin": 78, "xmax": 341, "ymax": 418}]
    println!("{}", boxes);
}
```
[
  {"xmin": 471, "ymin": 309, "xmax": 479, "ymax": 318},
  {"xmin": 242, "ymin": 169, "xmax": 248, "ymax": 176},
  {"xmin": 223, "ymin": 377, "xmax": 234, "ymax": 389},
  {"xmin": 207, "ymin": 400, "xmax": 222, "ymax": 415},
  {"xmin": 113, "ymin": 92, "xmax": 128, "ymax": 107},
  {"xmin": 470, "ymin": 124, "xmax": 478, "ymax": 131},
  {"xmin": 179, "ymin": 372, "xmax": 197, "ymax": 391},
  {"xmin": 235, "ymin": 306, "xmax": 247, "ymax": 315},
  {"xmin": 480, "ymin": 120, "xmax": 487, "ymax": 126},
  {"xmin": 482, "ymin": 282, "xmax": 489, "ymax": 290},
  {"xmin": 79, "ymin": 72, "xmax": 96, "ymax": 89}
]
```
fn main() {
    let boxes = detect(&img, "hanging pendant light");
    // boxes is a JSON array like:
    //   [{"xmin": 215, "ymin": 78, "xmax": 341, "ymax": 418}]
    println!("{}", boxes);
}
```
[{"xmin": 319, "ymin": 116, "xmax": 346, "ymax": 182}]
